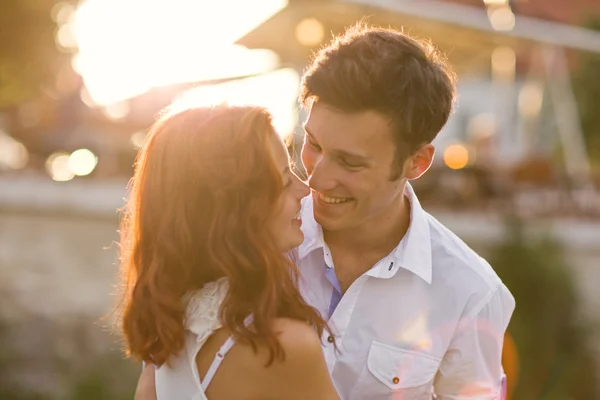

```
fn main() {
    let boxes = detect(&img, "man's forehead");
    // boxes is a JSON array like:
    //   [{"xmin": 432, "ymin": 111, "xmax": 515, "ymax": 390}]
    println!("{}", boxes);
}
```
[{"xmin": 305, "ymin": 105, "xmax": 393, "ymax": 153}]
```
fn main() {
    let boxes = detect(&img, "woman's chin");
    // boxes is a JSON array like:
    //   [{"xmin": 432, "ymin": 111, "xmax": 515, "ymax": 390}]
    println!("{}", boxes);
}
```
[{"xmin": 277, "ymin": 229, "xmax": 305, "ymax": 253}]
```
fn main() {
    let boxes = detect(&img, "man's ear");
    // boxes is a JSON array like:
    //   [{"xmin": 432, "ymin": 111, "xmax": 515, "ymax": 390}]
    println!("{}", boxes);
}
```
[{"xmin": 404, "ymin": 144, "xmax": 435, "ymax": 180}]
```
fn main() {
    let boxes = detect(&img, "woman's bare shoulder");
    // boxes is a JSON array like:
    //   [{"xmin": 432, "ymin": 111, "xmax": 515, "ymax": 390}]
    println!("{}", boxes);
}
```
[
  {"xmin": 272, "ymin": 317, "xmax": 323, "ymax": 350},
  {"xmin": 228, "ymin": 317, "xmax": 323, "ymax": 369},
  {"xmin": 207, "ymin": 318, "xmax": 338, "ymax": 399},
  {"xmin": 245, "ymin": 318, "xmax": 338, "ymax": 399}
]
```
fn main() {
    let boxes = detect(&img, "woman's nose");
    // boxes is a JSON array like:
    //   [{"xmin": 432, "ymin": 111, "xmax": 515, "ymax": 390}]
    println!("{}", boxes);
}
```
[{"xmin": 296, "ymin": 178, "xmax": 310, "ymax": 198}]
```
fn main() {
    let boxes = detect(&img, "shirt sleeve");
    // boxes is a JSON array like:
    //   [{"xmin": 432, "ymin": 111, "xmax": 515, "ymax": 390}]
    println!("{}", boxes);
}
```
[{"xmin": 434, "ymin": 282, "xmax": 515, "ymax": 400}]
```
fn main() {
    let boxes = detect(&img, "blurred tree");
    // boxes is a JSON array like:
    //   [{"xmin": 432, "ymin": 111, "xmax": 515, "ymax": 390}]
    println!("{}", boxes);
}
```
[
  {"xmin": 0, "ymin": 0, "xmax": 72, "ymax": 107},
  {"xmin": 572, "ymin": 18, "xmax": 600, "ymax": 166},
  {"xmin": 490, "ymin": 218, "xmax": 599, "ymax": 400},
  {"xmin": 0, "ymin": 314, "xmax": 138, "ymax": 399}
]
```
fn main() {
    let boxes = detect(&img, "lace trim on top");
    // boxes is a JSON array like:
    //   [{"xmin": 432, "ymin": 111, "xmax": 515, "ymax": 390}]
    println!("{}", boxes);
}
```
[{"xmin": 183, "ymin": 277, "xmax": 229, "ymax": 345}]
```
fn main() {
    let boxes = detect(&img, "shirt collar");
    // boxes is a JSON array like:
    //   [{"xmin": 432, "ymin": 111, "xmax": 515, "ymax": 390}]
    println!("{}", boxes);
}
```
[
  {"xmin": 298, "ymin": 194, "xmax": 324, "ymax": 259},
  {"xmin": 297, "ymin": 183, "xmax": 432, "ymax": 284},
  {"xmin": 377, "ymin": 183, "xmax": 432, "ymax": 283}
]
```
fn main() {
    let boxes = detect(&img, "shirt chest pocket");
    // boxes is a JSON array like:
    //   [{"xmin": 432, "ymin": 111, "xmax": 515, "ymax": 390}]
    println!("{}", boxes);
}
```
[{"xmin": 366, "ymin": 341, "xmax": 442, "ymax": 390}]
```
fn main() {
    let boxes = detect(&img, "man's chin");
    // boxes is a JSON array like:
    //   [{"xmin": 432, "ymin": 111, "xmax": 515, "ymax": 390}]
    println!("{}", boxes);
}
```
[{"xmin": 314, "ymin": 210, "xmax": 344, "ymax": 232}]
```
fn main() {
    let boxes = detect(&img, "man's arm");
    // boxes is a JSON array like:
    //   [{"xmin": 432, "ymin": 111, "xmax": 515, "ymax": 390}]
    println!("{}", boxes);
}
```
[
  {"xmin": 134, "ymin": 363, "xmax": 157, "ymax": 400},
  {"xmin": 434, "ymin": 283, "xmax": 515, "ymax": 399}
]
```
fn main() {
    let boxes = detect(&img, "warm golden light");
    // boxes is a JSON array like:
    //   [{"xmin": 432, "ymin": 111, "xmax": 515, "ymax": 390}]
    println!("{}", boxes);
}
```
[
  {"xmin": 70, "ymin": 53, "xmax": 83, "ymax": 75},
  {"xmin": 0, "ymin": 131, "xmax": 29, "ymax": 170},
  {"xmin": 68, "ymin": 149, "xmax": 98, "ymax": 176},
  {"xmin": 130, "ymin": 131, "xmax": 147, "ymax": 149},
  {"xmin": 71, "ymin": 0, "xmax": 287, "ymax": 106},
  {"xmin": 56, "ymin": 23, "xmax": 78, "ymax": 50},
  {"xmin": 172, "ymin": 68, "xmax": 300, "ymax": 137},
  {"xmin": 491, "ymin": 46, "xmax": 516, "ymax": 82},
  {"xmin": 518, "ymin": 82, "xmax": 544, "ymax": 118},
  {"xmin": 295, "ymin": 18, "xmax": 325, "ymax": 47},
  {"xmin": 46, "ymin": 152, "xmax": 75, "ymax": 182},
  {"xmin": 102, "ymin": 101, "xmax": 130, "ymax": 120},
  {"xmin": 79, "ymin": 87, "xmax": 95, "ymax": 108},
  {"xmin": 467, "ymin": 113, "xmax": 497, "ymax": 139},
  {"xmin": 52, "ymin": 2, "xmax": 76, "ymax": 25},
  {"xmin": 443, "ymin": 144, "xmax": 470, "ymax": 170},
  {"xmin": 488, "ymin": 6, "xmax": 515, "ymax": 31}
]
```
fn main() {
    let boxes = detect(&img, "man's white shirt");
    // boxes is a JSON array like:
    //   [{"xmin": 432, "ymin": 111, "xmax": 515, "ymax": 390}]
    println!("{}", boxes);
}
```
[{"xmin": 297, "ymin": 184, "xmax": 515, "ymax": 399}]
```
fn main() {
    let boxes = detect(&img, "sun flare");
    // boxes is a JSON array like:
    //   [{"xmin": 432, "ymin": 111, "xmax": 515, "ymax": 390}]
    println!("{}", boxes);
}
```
[{"xmin": 71, "ymin": 0, "xmax": 288, "ymax": 106}]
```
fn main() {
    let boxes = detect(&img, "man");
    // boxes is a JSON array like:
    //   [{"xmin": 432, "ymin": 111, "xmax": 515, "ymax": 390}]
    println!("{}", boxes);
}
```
[
  {"xmin": 293, "ymin": 23, "xmax": 514, "ymax": 399},
  {"xmin": 136, "ymin": 23, "xmax": 515, "ymax": 399}
]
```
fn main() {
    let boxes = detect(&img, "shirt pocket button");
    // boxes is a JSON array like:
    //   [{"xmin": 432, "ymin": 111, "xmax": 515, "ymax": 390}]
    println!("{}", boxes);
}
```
[{"xmin": 392, "ymin": 377, "xmax": 400, "ymax": 384}]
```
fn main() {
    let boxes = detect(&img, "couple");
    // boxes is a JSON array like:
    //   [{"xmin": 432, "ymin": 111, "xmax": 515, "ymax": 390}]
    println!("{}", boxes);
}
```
[{"xmin": 119, "ymin": 24, "xmax": 515, "ymax": 399}]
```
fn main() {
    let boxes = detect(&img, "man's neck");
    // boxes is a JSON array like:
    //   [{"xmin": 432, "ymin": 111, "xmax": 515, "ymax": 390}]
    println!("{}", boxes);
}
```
[{"xmin": 323, "ymin": 191, "xmax": 411, "ymax": 258}]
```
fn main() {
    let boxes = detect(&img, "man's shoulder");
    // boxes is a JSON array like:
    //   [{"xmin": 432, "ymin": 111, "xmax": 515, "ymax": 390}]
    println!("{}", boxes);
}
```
[
  {"xmin": 424, "ymin": 212, "xmax": 515, "ymax": 318},
  {"xmin": 425, "ymin": 211, "xmax": 502, "ymax": 294}
]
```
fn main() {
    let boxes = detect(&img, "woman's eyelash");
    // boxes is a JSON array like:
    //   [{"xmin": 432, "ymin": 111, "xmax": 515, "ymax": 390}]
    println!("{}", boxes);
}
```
[{"xmin": 308, "ymin": 139, "xmax": 321, "ymax": 149}]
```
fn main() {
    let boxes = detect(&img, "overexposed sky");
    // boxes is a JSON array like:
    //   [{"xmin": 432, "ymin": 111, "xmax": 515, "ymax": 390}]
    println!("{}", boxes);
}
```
[{"xmin": 72, "ymin": 0, "xmax": 288, "ymax": 106}]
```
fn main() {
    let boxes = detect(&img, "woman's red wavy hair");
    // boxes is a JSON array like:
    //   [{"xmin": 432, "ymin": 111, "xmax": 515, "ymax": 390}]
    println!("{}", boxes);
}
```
[{"xmin": 116, "ymin": 105, "xmax": 328, "ymax": 367}]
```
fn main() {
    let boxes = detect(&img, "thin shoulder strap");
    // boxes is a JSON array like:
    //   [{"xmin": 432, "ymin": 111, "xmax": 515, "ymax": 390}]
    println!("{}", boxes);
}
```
[
  {"xmin": 200, "ymin": 315, "xmax": 254, "ymax": 392},
  {"xmin": 200, "ymin": 335, "xmax": 237, "ymax": 391}
]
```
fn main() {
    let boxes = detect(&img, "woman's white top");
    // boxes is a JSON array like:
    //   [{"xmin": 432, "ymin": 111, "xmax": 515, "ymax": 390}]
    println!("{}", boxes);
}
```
[{"xmin": 155, "ymin": 277, "xmax": 239, "ymax": 400}]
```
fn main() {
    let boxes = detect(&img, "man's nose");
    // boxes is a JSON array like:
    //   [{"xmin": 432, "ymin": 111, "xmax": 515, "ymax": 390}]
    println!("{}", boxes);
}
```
[{"xmin": 307, "ymin": 156, "xmax": 336, "ymax": 192}]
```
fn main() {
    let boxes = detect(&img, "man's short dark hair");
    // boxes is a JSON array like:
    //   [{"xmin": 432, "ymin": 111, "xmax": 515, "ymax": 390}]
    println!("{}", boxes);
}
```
[{"xmin": 300, "ymin": 23, "xmax": 457, "ymax": 172}]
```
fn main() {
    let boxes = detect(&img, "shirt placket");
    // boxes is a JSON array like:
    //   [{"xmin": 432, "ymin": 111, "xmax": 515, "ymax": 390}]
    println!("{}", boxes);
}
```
[
  {"xmin": 322, "ymin": 244, "xmax": 342, "ymax": 319},
  {"xmin": 324, "ymin": 266, "xmax": 343, "ymax": 319},
  {"xmin": 321, "ymin": 274, "xmax": 368, "ymax": 370}
]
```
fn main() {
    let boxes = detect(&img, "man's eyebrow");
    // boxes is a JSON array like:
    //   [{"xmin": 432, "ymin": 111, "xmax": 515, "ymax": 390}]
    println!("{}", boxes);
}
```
[
  {"xmin": 303, "ymin": 123, "xmax": 370, "ymax": 162},
  {"xmin": 332, "ymin": 149, "xmax": 369, "ymax": 162}
]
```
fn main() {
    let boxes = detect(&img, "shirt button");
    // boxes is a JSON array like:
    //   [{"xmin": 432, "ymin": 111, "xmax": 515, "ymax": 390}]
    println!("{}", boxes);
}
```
[
  {"xmin": 327, "ymin": 335, "xmax": 334, "ymax": 343},
  {"xmin": 392, "ymin": 377, "xmax": 400, "ymax": 384}
]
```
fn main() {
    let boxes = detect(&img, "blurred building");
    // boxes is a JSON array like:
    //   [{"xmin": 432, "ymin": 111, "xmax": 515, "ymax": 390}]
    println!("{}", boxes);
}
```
[
  {"xmin": 448, "ymin": 0, "xmax": 600, "ymax": 25},
  {"xmin": 231, "ymin": 0, "xmax": 600, "ymax": 212}
]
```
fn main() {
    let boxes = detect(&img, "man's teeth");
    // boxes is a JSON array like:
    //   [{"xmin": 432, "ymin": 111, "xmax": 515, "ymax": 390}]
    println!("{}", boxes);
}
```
[{"xmin": 319, "ymin": 193, "xmax": 350, "ymax": 204}]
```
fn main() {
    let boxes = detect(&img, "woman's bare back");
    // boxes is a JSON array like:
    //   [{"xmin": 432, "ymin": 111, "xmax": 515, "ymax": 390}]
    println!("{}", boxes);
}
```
[{"xmin": 197, "ymin": 318, "xmax": 339, "ymax": 400}]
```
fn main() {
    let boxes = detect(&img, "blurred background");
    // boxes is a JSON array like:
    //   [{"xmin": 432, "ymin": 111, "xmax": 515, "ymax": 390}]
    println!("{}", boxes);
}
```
[{"xmin": 1, "ymin": 0, "xmax": 599, "ymax": 398}]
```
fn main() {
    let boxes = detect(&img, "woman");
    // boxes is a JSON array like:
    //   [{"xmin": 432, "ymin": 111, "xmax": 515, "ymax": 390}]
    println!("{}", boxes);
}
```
[{"xmin": 117, "ymin": 104, "xmax": 339, "ymax": 399}]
